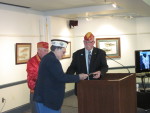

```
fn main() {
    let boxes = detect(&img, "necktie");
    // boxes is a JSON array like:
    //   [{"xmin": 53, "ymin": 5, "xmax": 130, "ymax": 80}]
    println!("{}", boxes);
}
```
[{"xmin": 88, "ymin": 51, "xmax": 92, "ymax": 71}]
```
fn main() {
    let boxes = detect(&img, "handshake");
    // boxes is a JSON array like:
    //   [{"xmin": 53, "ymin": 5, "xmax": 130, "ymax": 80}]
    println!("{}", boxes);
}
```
[{"xmin": 79, "ymin": 73, "xmax": 98, "ymax": 80}]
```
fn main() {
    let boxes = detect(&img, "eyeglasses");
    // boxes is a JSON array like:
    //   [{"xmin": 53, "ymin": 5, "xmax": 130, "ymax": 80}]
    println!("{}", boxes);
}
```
[{"xmin": 84, "ymin": 41, "xmax": 94, "ymax": 44}]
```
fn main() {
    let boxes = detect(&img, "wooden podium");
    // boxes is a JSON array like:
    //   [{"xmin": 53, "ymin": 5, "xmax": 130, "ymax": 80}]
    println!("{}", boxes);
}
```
[{"xmin": 77, "ymin": 73, "xmax": 137, "ymax": 113}]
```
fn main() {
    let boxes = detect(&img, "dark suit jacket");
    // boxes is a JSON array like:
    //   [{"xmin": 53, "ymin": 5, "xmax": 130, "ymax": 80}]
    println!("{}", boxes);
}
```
[
  {"xmin": 33, "ymin": 52, "xmax": 80, "ymax": 110},
  {"xmin": 66, "ymin": 47, "xmax": 108, "ymax": 94}
]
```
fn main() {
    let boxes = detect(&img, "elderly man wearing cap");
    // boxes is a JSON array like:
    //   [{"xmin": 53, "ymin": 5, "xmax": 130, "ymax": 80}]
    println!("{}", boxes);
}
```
[
  {"xmin": 26, "ymin": 42, "xmax": 49, "ymax": 113},
  {"xmin": 66, "ymin": 32, "xmax": 108, "ymax": 95},
  {"xmin": 33, "ymin": 39, "xmax": 88, "ymax": 113}
]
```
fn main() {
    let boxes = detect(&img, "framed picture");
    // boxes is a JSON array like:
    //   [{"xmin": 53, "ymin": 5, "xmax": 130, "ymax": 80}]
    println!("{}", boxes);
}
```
[
  {"xmin": 96, "ymin": 38, "xmax": 121, "ymax": 58},
  {"xmin": 62, "ymin": 42, "xmax": 71, "ymax": 59},
  {"xmin": 16, "ymin": 43, "xmax": 31, "ymax": 64}
]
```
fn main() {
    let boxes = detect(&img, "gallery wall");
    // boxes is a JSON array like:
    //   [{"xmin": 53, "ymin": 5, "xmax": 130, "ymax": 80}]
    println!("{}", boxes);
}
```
[
  {"xmin": 136, "ymin": 17, "xmax": 150, "ymax": 50},
  {"xmin": 0, "ymin": 8, "xmax": 44, "ymax": 112},
  {"xmin": 0, "ymin": 5, "xmax": 150, "ymax": 112}
]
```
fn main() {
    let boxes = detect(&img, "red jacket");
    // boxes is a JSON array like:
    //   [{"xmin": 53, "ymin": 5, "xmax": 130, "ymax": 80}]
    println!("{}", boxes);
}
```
[{"xmin": 26, "ymin": 54, "xmax": 41, "ymax": 92}]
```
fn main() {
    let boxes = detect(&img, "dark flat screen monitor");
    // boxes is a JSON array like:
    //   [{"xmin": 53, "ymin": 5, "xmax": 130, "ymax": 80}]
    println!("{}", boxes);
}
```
[{"xmin": 135, "ymin": 50, "xmax": 150, "ymax": 73}]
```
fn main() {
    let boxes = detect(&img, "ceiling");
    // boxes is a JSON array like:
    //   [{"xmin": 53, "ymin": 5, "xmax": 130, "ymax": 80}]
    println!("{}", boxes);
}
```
[{"xmin": 0, "ymin": 0, "xmax": 150, "ymax": 19}]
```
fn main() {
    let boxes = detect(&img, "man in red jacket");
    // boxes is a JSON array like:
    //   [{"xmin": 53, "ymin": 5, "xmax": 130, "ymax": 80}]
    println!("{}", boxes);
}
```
[{"xmin": 26, "ymin": 42, "xmax": 49, "ymax": 113}]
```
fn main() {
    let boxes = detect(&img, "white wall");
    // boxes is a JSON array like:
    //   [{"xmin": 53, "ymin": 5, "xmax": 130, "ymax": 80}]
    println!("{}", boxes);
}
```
[
  {"xmin": 0, "ymin": 8, "xmax": 44, "ymax": 112},
  {"xmin": 1, "ymin": 5, "xmax": 150, "ymax": 112},
  {"xmin": 0, "ymin": 9, "xmax": 44, "ymax": 85},
  {"xmin": 136, "ymin": 17, "xmax": 150, "ymax": 50},
  {"xmin": 73, "ymin": 17, "xmax": 137, "ymax": 36}
]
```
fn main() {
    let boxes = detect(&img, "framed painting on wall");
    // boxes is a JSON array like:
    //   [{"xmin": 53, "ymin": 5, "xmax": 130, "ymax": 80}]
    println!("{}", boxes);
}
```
[
  {"xmin": 96, "ymin": 38, "xmax": 121, "ymax": 58},
  {"xmin": 16, "ymin": 43, "xmax": 31, "ymax": 64},
  {"xmin": 62, "ymin": 42, "xmax": 71, "ymax": 59}
]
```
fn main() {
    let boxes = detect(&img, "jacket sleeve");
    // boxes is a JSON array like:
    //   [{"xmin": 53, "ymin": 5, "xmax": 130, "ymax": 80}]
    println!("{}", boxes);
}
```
[
  {"xmin": 26, "ymin": 58, "xmax": 39, "ymax": 90},
  {"xmin": 46, "ymin": 57, "xmax": 80, "ymax": 83}
]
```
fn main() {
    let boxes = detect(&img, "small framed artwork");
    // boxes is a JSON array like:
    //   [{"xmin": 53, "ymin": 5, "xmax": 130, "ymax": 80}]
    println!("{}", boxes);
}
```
[
  {"xmin": 62, "ymin": 42, "xmax": 71, "ymax": 59},
  {"xmin": 16, "ymin": 43, "xmax": 31, "ymax": 64},
  {"xmin": 96, "ymin": 38, "xmax": 121, "ymax": 58}
]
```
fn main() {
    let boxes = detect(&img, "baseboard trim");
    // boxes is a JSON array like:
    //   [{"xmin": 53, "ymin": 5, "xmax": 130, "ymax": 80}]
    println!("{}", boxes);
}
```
[
  {"xmin": 2, "ymin": 90, "xmax": 74, "ymax": 113},
  {"xmin": 0, "ymin": 66, "xmax": 135, "ymax": 89},
  {"xmin": 3, "ymin": 103, "xmax": 30, "ymax": 113},
  {"xmin": 65, "ymin": 89, "xmax": 74, "ymax": 98}
]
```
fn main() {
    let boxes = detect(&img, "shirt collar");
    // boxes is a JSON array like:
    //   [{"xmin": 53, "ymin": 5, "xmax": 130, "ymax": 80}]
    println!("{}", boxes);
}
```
[{"xmin": 85, "ymin": 48, "xmax": 93, "ymax": 54}]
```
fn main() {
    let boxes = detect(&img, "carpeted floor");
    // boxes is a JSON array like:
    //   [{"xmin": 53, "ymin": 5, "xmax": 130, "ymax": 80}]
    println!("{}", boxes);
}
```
[{"xmin": 24, "ymin": 95, "xmax": 150, "ymax": 113}]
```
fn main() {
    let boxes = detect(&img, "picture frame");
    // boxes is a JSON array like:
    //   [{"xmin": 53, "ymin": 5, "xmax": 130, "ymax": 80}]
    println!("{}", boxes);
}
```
[
  {"xmin": 62, "ymin": 42, "xmax": 71, "ymax": 59},
  {"xmin": 16, "ymin": 43, "xmax": 31, "ymax": 64},
  {"xmin": 96, "ymin": 38, "xmax": 121, "ymax": 58}
]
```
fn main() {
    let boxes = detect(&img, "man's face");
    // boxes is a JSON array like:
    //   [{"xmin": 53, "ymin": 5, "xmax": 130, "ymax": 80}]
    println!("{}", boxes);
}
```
[
  {"xmin": 83, "ymin": 39, "xmax": 95, "ymax": 50},
  {"xmin": 55, "ymin": 48, "xmax": 66, "ymax": 60},
  {"xmin": 38, "ymin": 48, "xmax": 49, "ymax": 58}
]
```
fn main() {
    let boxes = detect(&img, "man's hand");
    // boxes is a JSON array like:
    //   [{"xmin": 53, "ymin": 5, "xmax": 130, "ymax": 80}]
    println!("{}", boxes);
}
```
[
  {"xmin": 92, "ymin": 71, "xmax": 101, "ymax": 79},
  {"xmin": 79, "ymin": 73, "xmax": 88, "ymax": 80}
]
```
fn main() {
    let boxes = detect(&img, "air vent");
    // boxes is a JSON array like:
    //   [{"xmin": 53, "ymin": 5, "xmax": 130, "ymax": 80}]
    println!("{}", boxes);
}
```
[{"xmin": 0, "ymin": 2, "xmax": 30, "ymax": 9}]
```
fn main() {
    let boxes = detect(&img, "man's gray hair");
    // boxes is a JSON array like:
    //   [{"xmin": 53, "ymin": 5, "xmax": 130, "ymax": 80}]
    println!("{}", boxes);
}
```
[{"xmin": 51, "ymin": 45, "xmax": 63, "ymax": 51}]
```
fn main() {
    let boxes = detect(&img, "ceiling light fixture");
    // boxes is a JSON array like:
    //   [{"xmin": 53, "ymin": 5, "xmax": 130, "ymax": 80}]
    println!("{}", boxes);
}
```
[
  {"xmin": 86, "ymin": 17, "xmax": 92, "ymax": 21},
  {"xmin": 86, "ymin": 17, "xmax": 89, "ymax": 21},
  {"xmin": 129, "ymin": 16, "xmax": 134, "ymax": 19},
  {"xmin": 112, "ymin": 2, "xmax": 117, "ymax": 8},
  {"xmin": 124, "ymin": 16, "xmax": 134, "ymax": 19},
  {"xmin": 85, "ymin": 12, "xmax": 93, "ymax": 21}
]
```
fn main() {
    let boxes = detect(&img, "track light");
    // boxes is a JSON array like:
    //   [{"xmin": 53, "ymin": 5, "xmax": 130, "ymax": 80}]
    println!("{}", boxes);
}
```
[
  {"xmin": 86, "ymin": 18, "xmax": 89, "ymax": 21},
  {"xmin": 129, "ymin": 16, "xmax": 133, "ymax": 19},
  {"xmin": 124, "ymin": 16, "xmax": 134, "ymax": 19},
  {"xmin": 86, "ymin": 17, "xmax": 92, "ymax": 21},
  {"xmin": 112, "ymin": 2, "xmax": 117, "ymax": 8}
]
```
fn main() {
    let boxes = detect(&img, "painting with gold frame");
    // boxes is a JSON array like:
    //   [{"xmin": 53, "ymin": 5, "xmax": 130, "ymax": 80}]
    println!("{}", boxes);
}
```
[
  {"xmin": 96, "ymin": 38, "xmax": 121, "ymax": 58},
  {"xmin": 16, "ymin": 43, "xmax": 31, "ymax": 64},
  {"xmin": 62, "ymin": 42, "xmax": 71, "ymax": 59}
]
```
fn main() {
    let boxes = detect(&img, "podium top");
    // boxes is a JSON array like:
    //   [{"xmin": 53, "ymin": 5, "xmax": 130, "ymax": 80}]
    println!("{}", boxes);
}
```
[{"xmin": 101, "ymin": 73, "xmax": 135, "ymax": 81}]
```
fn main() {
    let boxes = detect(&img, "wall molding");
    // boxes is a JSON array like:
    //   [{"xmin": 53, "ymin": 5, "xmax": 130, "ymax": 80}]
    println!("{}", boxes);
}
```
[
  {"xmin": 0, "ymin": 66, "xmax": 135, "ymax": 89},
  {"xmin": 3, "ymin": 90, "xmax": 74, "ymax": 113},
  {"xmin": 0, "ymin": 80, "xmax": 26, "ymax": 89},
  {"xmin": 3, "ymin": 103, "xmax": 30, "ymax": 113},
  {"xmin": 52, "ymin": 32, "xmax": 150, "ymax": 38},
  {"xmin": 0, "ymin": 34, "xmax": 40, "ymax": 37}
]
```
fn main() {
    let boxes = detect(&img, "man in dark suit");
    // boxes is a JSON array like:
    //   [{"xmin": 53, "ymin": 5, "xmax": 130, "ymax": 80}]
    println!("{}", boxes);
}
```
[{"xmin": 66, "ymin": 32, "xmax": 108, "ymax": 95}]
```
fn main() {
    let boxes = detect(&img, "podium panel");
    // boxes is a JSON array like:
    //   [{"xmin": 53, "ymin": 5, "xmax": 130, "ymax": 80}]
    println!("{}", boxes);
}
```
[{"xmin": 77, "ymin": 73, "xmax": 136, "ymax": 113}]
